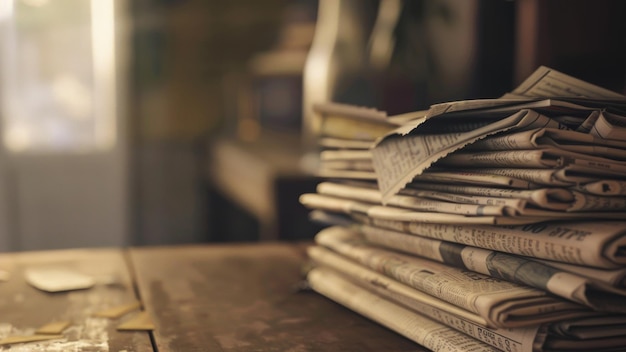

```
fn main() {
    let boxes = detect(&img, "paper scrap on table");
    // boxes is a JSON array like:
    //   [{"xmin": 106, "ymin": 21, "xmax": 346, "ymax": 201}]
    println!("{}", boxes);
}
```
[
  {"xmin": 0, "ymin": 334, "xmax": 64, "ymax": 346},
  {"xmin": 35, "ymin": 320, "xmax": 72, "ymax": 335},
  {"xmin": 25, "ymin": 268, "xmax": 95, "ymax": 293},
  {"xmin": 117, "ymin": 311, "xmax": 155, "ymax": 331},
  {"xmin": 93, "ymin": 301, "xmax": 141, "ymax": 319}
]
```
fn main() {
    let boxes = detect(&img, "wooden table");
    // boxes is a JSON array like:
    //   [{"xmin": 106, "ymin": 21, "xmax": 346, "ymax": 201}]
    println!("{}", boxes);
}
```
[
  {"xmin": 0, "ymin": 243, "xmax": 424, "ymax": 351},
  {"xmin": 0, "ymin": 249, "xmax": 153, "ymax": 351}
]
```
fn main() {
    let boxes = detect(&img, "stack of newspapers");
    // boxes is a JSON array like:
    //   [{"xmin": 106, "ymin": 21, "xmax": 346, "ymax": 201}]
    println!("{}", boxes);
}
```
[{"xmin": 300, "ymin": 66, "xmax": 626, "ymax": 352}]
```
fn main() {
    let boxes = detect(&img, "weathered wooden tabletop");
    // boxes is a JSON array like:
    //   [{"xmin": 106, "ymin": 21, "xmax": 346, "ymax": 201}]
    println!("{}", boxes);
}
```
[
  {"xmin": 0, "ymin": 243, "xmax": 425, "ymax": 351},
  {"xmin": 0, "ymin": 249, "xmax": 153, "ymax": 351}
]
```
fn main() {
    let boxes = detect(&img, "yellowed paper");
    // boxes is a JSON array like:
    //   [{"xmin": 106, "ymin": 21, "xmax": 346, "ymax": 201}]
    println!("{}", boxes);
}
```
[
  {"xmin": 117, "ymin": 311, "xmax": 155, "ymax": 331},
  {"xmin": 0, "ymin": 334, "xmax": 64, "ymax": 346},
  {"xmin": 24, "ymin": 268, "xmax": 95, "ymax": 292},
  {"xmin": 314, "ymin": 226, "xmax": 590, "ymax": 328},
  {"xmin": 512, "ymin": 65, "xmax": 626, "ymax": 100},
  {"xmin": 35, "ymin": 320, "xmax": 72, "ymax": 335},
  {"xmin": 307, "ymin": 267, "xmax": 501, "ymax": 352},
  {"xmin": 93, "ymin": 301, "xmax": 141, "ymax": 318}
]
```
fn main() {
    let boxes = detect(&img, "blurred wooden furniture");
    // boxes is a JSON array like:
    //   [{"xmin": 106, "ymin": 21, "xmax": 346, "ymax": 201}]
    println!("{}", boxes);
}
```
[
  {"xmin": 207, "ymin": 133, "xmax": 322, "ymax": 242},
  {"xmin": 0, "ymin": 243, "xmax": 423, "ymax": 351}
]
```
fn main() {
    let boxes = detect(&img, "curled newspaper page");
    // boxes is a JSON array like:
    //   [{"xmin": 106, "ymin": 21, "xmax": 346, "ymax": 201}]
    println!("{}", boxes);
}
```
[
  {"xmin": 308, "ymin": 246, "xmax": 541, "ymax": 352},
  {"xmin": 372, "ymin": 110, "xmax": 562, "ymax": 202},
  {"xmin": 372, "ymin": 66, "xmax": 626, "ymax": 202},
  {"xmin": 307, "ymin": 267, "xmax": 502, "ymax": 352},
  {"xmin": 352, "ymin": 216, "xmax": 626, "ymax": 269},
  {"xmin": 405, "ymin": 183, "xmax": 574, "ymax": 210},
  {"xmin": 468, "ymin": 127, "xmax": 626, "ymax": 160},
  {"xmin": 510, "ymin": 66, "xmax": 626, "ymax": 100},
  {"xmin": 305, "ymin": 183, "xmax": 626, "ymax": 221},
  {"xmin": 314, "ymin": 226, "xmax": 591, "ymax": 328},
  {"xmin": 348, "ymin": 223, "xmax": 626, "ymax": 312},
  {"xmin": 300, "ymin": 193, "xmax": 552, "ymax": 225}
]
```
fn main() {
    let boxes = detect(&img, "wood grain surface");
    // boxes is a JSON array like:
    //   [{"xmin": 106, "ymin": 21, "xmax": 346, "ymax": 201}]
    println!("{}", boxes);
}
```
[
  {"xmin": 130, "ymin": 243, "xmax": 424, "ymax": 352},
  {"xmin": 0, "ymin": 244, "xmax": 428, "ymax": 351},
  {"xmin": 0, "ymin": 248, "xmax": 153, "ymax": 351}
]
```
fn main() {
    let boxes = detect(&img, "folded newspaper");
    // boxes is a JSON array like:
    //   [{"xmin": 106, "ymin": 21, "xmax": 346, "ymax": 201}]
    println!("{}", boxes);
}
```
[
  {"xmin": 323, "ymin": 225, "xmax": 626, "ymax": 312},
  {"xmin": 302, "ymin": 66, "xmax": 626, "ymax": 352},
  {"xmin": 370, "ymin": 66, "xmax": 626, "ymax": 202},
  {"xmin": 307, "ymin": 245, "xmax": 626, "ymax": 352},
  {"xmin": 313, "ymin": 226, "xmax": 594, "ymax": 328}
]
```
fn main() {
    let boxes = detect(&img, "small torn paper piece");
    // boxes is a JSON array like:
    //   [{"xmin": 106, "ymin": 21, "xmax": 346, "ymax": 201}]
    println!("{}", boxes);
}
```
[
  {"xmin": 93, "ymin": 301, "xmax": 141, "ymax": 319},
  {"xmin": 25, "ymin": 268, "xmax": 95, "ymax": 293},
  {"xmin": 0, "ymin": 334, "xmax": 64, "ymax": 346},
  {"xmin": 116, "ymin": 311, "xmax": 155, "ymax": 331},
  {"xmin": 35, "ymin": 321, "xmax": 72, "ymax": 335}
]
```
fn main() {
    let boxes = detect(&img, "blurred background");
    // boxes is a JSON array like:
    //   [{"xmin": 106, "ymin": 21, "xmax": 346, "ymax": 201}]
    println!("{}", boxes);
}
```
[{"xmin": 0, "ymin": 0, "xmax": 624, "ymax": 251}]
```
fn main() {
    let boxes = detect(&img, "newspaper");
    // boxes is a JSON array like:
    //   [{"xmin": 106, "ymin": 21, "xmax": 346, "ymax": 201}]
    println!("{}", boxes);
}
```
[
  {"xmin": 450, "ymin": 166, "xmax": 624, "ymax": 187},
  {"xmin": 310, "ymin": 208, "xmax": 626, "ymax": 289},
  {"xmin": 441, "ymin": 149, "xmax": 626, "ymax": 179},
  {"xmin": 308, "ymin": 226, "xmax": 626, "ymax": 352},
  {"xmin": 308, "ymin": 183, "xmax": 626, "ymax": 220},
  {"xmin": 551, "ymin": 114, "xmax": 588, "ymax": 129},
  {"xmin": 413, "ymin": 170, "xmax": 538, "ymax": 189},
  {"xmin": 313, "ymin": 226, "xmax": 591, "ymax": 328},
  {"xmin": 347, "ymin": 223, "xmax": 626, "ymax": 312},
  {"xmin": 331, "ymin": 180, "xmax": 534, "ymax": 210},
  {"xmin": 424, "ymin": 98, "xmax": 596, "ymax": 122},
  {"xmin": 317, "ymin": 182, "xmax": 508, "ymax": 216},
  {"xmin": 571, "ymin": 180, "xmax": 626, "ymax": 196},
  {"xmin": 400, "ymin": 187, "xmax": 531, "ymax": 210},
  {"xmin": 306, "ymin": 222, "xmax": 626, "ymax": 350},
  {"xmin": 548, "ymin": 315, "xmax": 626, "ymax": 340},
  {"xmin": 372, "ymin": 109, "xmax": 563, "ymax": 202},
  {"xmin": 406, "ymin": 183, "xmax": 574, "ymax": 210},
  {"xmin": 372, "ymin": 66, "xmax": 626, "ymax": 202},
  {"xmin": 510, "ymin": 66, "xmax": 626, "ymax": 100},
  {"xmin": 576, "ymin": 110, "xmax": 601, "ymax": 133},
  {"xmin": 388, "ymin": 109, "xmax": 429, "ymax": 125},
  {"xmin": 308, "ymin": 246, "xmax": 541, "ymax": 351},
  {"xmin": 308, "ymin": 209, "xmax": 355, "ymax": 228},
  {"xmin": 467, "ymin": 128, "xmax": 626, "ymax": 161},
  {"xmin": 409, "ymin": 180, "xmax": 626, "ymax": 212},
  {"xmin": 319, "ymin": 180, "xmax": 626, "ymax": 216},
  {"xmin": 589, "ymin": 111, "xmax": 626, "ymax": 140},
  {"xmin": 349, "ymin": 216, "xmax": 626, "ymax": 269},
  {"xmin": 313, "ymin": 102, "xmax": 400, "ymax": 141},
  {"xmin": 569, "ymin": 191, "xmax": 626, "ymax": 212},
  {"xmin": 542, "ymin": 327, "xmax": 626, "ymax": 351},
  {"xmin": 530, "ymin": 258, "xmax": 626, "ymax": 288},
  {"xmin": 438, "ymin": 148, "xmax": 626, "ymax": 172},
  {"xmin": 307, "ymin": 267, "xmax": 502, "ymax": 352},
  {"xmin": 437, "ymin": 149, "xmax": 565, "ymax": 168},
  {"xmin": 299, "ymin": 193, "xmax": 554, "ymax": 225},
  {"xmin": 308, "ymin": 246, "xmax": 491, "ymax": 327}
]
